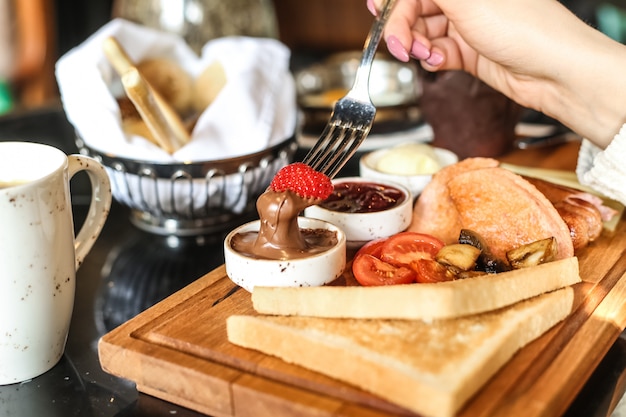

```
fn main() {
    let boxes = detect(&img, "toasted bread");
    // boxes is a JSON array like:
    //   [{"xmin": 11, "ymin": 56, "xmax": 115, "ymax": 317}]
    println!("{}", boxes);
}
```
[
  {"xmin": 227, "ymin": 287, "xmax": 574, "ymax": 417},
  {"xmin": 251, "ymin": 256, "xmax": 580, "ymax": 320}
]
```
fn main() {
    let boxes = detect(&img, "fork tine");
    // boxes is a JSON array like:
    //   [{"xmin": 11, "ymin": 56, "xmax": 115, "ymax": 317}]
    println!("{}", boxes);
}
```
[
  {"xmin": 307, "ymin": 124, "xmax": 352, "ymax": 172},
  {"xmin": 300, "ymin": 0, "xmax": 396, "ymax": 179},
  {"xmin": 304, "ymin": 120, "xmax": 371, "ymax": 178},
  {"xmin": 324, "ymin": 127, "xmax": 370, "ymax": 178},
  {"xmin": 318, "ymin": 126, "xmax": 357, "ymax": 170},
  {"xmin": 301, "ymin": 122, "xmax": 339, "ymax": 167},
  {"xmin": 302, "ymin": 99, "xmax": 376, "ymax": 176}
]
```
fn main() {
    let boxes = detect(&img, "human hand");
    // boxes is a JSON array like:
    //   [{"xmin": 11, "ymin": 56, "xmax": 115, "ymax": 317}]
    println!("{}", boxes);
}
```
[
  {"xmin": 367, "ymin": 0, "xmax": 626, "ymax": 147},
  {"xmin": 367, "ymin": 0, "xmax": 593, "ymax": 107},
  {"xmin": 370, "ymin": 0, "xmax": 584, "ymax": 67}
]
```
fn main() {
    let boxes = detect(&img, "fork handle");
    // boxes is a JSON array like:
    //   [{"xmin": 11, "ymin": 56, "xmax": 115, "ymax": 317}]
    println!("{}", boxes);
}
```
[{"xmin": 351, "ymin": 0, "xmax": 398, "ymax": 101}]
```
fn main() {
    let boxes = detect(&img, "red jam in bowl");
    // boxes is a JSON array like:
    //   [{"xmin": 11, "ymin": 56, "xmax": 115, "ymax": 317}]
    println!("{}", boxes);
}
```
[{"xmin": 319, "ymin": 181, "xmax": 406, "ymax": 213}]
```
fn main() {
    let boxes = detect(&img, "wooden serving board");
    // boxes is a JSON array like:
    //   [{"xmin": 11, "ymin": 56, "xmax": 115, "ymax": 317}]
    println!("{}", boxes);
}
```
[{"xmin": 99, "ymin": 212, "xmax": 626, "ymax": 417}]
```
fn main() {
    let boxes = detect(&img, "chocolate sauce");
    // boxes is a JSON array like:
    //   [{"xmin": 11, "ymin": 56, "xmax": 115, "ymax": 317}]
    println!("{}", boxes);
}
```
[
  {"xmin": 319, "ymin": 182, "xmax": 405, "ymax": 213},
  {"xmin": 231, "ymin": 228, "xmax": 338, "ymax": 260},
  {"xmin": 232, "ymin": 189, "xmax": 338, "ymax": 260}
]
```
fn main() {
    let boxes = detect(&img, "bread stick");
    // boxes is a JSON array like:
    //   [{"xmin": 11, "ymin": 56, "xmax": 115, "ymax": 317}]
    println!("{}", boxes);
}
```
[
  {"xmin": 102, "ymin": 36, "xmax": 134, "ymax": 75},
  {"xmin": 122, "ymin": 67, "xmax": 177, "ymax": 154},
  {"xmin": 193, "ymin": 60, "xmax": 227, "ymax": 112},
  {"xmin": 103, "ymin": 36, "xmax": 191, "ymax": 149}
]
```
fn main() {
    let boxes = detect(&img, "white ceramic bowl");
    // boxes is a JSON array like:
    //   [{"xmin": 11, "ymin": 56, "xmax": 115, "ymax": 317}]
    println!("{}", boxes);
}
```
[
  {"xmin": 304, "ymin": 177, "xmax": 412, "ymax": 248},
  {"xmin": 224, "ymin": 217, "xmax": 346, "ymax": 292},
  {"xmin": 359, "ymin": 144, "xmax": 458, "ymax": 197}
]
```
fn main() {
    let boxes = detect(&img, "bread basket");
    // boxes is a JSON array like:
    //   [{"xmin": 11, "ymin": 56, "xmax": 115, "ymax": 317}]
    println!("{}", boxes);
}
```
[{"xmin": 76, "ymin": 136, "xmax": 297, "ymax": 236}]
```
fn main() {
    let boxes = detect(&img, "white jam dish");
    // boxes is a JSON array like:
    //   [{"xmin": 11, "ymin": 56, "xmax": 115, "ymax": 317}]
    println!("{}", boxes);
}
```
[{"xmin": 304, "ymin": 177, "xmax": 412, "ymax": 249}]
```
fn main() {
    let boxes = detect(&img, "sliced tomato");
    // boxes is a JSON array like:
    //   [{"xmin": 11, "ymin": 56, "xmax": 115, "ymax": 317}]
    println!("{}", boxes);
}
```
[
  {"xmin": 352, "ymin": 253, "xmax": 416, "ymax": 286},
  {"xmin": 354, "ymin": 237, "xmax": 388, "ymax": 259},
  {"xmin": 411, "ymin": 258, "xmax": 456, "ymax": 283},
  {"xmin": 380, "ymin": 232, "xmax": 445, "ymax": 267}
]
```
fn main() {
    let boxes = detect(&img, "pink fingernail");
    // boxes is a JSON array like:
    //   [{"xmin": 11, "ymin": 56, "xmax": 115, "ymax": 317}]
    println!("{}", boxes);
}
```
[
  {"xmin": 366, "ymin": 0, "xmax": 377, "ymax": 16},
  {"xmin": 410, "ymin": 40, "xmax": 431, "ymax": 60},
  {"xmin": 386, "ymin": 36, "xmax": 410, "ymax": 62},
  {"xmin": 426, "ymin": 52, "xmax": 444, "ymax": 66}
]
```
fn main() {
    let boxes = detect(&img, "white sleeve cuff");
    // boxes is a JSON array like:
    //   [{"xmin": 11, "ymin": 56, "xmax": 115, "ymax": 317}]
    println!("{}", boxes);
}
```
[{"xmin": 576, "ymin": 124, "xmax": 626, "ymax": 205}]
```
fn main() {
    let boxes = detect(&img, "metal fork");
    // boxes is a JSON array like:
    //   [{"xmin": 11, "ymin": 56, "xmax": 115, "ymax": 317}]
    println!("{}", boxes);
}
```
[{"xmin": 302, "ymin": 0, "xmax": 397, "ymax": 179}]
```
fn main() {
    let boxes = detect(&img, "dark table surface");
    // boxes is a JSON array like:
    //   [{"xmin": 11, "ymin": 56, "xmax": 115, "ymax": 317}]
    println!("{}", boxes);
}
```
[{"xmin": 1, "ymin": 104, "xmax": 625, "ymax": 417}]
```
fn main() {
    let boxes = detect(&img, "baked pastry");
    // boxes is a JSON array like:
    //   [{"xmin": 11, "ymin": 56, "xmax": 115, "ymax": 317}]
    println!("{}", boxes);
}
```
[
  {"xmin": 137, "ymin": 57, "xmax": 194, "ymax": 115},
  {"xmin": 193, "ymin": 60, "xmax": 227, "ymax": 112}
]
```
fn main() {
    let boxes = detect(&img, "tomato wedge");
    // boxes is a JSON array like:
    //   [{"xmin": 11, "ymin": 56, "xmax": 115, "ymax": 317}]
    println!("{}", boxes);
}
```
[
  {"xmin": 354, "ymin": 237, "xmax": 388, "ymax": 259},
  {"xmin": 411, "ymin": 258, "xmax": 456, "ymax": 283},
  {"xmin": 352, "ymin": 253, "xmax": 416, "ymax": 286},
  {"xmin": 351, "ymin": 232, "xmax": 449, "ymax": 286},
  {"xmin": 380, "ymin": 232, "xmax": 445, "ymax": 267}
]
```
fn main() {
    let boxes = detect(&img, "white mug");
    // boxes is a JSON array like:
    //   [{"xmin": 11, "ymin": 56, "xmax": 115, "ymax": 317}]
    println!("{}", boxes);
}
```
[{"xmin": 0, "ymin": 141, "xmax": 112, "ymax": 385}]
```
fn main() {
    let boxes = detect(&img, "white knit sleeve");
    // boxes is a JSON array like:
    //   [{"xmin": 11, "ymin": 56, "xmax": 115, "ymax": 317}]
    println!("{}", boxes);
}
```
[{"xmin": 576, "ymin": 124, "xmax": 626, "ymax": 205}]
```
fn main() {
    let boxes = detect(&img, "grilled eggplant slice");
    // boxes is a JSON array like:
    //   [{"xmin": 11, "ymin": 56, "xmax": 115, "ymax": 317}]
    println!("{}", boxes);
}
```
[
  {"xmin": 435, "ymin": 243, "xmax": 481, "ymax": 272},
  {"xmin": 506, "ymin": 237, "xmax": 558, "ymax": 269},
  {"xmin": 458, "ymin": 229, "xmax": 511, "ymax": 273}
]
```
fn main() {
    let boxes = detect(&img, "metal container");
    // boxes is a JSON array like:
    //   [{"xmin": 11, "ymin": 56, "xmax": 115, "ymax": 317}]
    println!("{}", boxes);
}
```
[
  {"xmin": 77, "ymin": 136, "xmax": 297, "ymax": 236},
  {"xmin": 295, "ymin": 52, "xmax": 423, "ymax": 135},
  {"xmin": 112, "ymin": 0, "xmax": 279, "ymax": 54}
]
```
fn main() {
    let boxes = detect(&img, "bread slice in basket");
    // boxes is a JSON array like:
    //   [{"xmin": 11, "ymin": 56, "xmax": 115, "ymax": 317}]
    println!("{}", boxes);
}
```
[{"xmin": 227, "ymin": 287, "xmax": 574, "ymax": 417}]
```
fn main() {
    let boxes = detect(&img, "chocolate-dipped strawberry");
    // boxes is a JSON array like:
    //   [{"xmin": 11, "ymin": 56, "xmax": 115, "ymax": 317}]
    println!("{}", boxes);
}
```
[{"xmin": 231, "ymin": 163, "xmax": 336, "ymax": 260}]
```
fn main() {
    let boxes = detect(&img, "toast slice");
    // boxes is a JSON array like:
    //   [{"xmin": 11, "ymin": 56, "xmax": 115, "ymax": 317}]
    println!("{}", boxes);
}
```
[
  {"xmin": 228, "ymin": 287, "xmax": 574, "ymax": 417},
  {"xmin": 252, "ymin": 256, "xmax": 580, "ymax": 320}
]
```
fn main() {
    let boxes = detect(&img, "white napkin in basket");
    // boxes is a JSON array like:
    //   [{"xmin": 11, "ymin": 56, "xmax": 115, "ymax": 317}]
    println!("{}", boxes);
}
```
[{"xmin": 55, "ymin": 18, "xmax": 297, "ymax": 162}]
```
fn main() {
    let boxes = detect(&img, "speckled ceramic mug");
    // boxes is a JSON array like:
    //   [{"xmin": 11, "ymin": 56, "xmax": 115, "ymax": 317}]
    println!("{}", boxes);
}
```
[{"xmin": 0, "ymin": 142, "xmax": 111, "ymax": 385}]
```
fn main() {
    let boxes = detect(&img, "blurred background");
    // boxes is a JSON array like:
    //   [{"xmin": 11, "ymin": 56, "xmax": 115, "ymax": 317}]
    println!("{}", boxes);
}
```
[{"xmin": 0, "ymin": 0, "xmax": 624, "ymax": 115}]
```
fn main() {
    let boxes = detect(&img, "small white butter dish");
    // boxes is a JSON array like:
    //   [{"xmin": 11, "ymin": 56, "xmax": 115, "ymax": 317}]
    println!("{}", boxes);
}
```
[{"xmin": 359, "ymin": 143, "xmax": 458, "ymax": 197}]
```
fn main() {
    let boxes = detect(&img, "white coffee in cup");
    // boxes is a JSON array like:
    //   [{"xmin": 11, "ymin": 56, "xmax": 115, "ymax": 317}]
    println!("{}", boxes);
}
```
[{"xmin": 0, "ymin": 141, "xmax": 112, "ymax": 385}]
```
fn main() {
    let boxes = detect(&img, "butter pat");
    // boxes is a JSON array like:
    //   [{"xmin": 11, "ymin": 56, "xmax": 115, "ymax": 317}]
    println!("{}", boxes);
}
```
[
  {"xmin": 360, "ymin": 145, "xmax": 458, "ymax": 196},
  {"xmin": 376, "ymin": 143, "xmax": 441, "ymax": 175}
]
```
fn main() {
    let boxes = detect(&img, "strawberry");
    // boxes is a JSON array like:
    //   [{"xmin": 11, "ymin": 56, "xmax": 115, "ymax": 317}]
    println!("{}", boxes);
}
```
[{"xmin": 269, "ymin": 163, "xmax": 333, "ymax": 200}]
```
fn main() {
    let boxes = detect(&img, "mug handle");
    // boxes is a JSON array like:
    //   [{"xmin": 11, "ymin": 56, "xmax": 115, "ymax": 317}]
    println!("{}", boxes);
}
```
[{"xmin": 67, "ymin": 155, "xmax": 112, "ymax": 270}]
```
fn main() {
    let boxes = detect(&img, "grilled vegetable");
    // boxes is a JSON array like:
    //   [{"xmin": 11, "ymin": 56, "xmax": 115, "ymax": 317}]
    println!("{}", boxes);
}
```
[
  {"xmin": 458, "ymin": 229, "xmax": 511, "ymax": 273},
  {"xmin": 435, "ymin": 243, "xmax": 481, "ymax": 273},
  {"xmin": 506, "ymin": 237, "xmax": 558, "ymax": 269}
]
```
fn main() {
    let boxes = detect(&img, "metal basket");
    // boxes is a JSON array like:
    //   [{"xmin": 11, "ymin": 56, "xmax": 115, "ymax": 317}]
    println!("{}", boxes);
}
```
[{"xmin": 76, "ymin": 136, "xmax": 297, "ymax": 236}]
